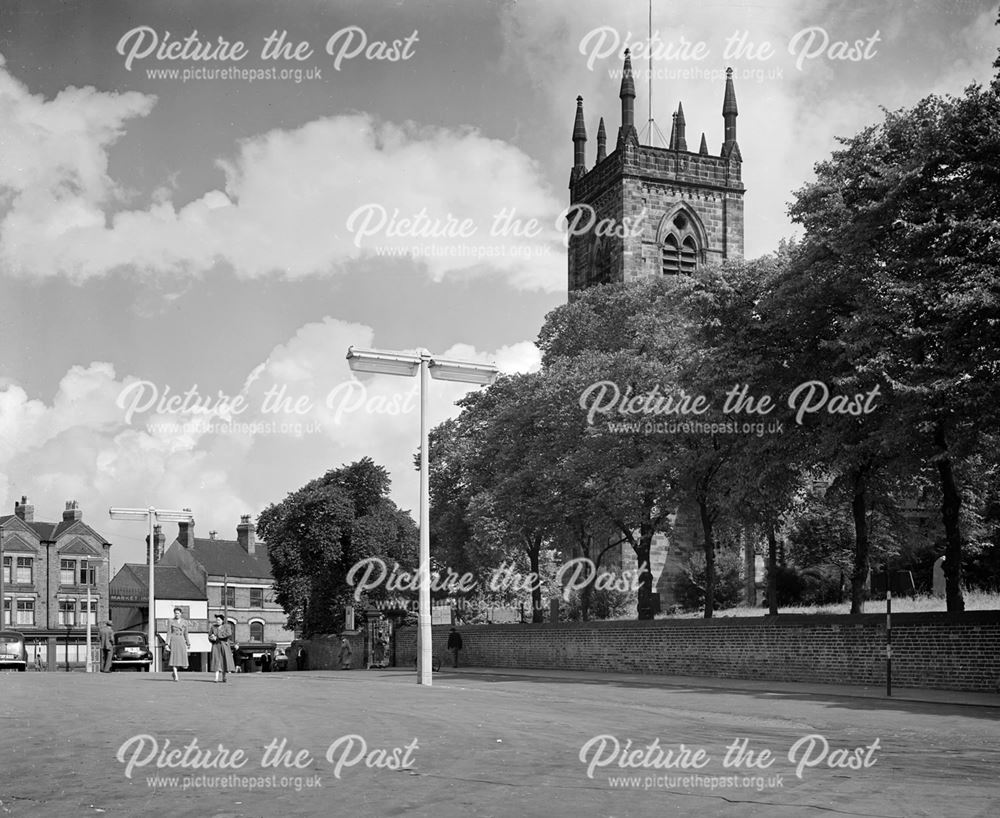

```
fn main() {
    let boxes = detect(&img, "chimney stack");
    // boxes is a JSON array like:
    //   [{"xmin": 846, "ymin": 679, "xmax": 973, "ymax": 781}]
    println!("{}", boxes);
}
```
[
  {"xmin": 63, "ymin": 500, "xmax": 83, "ymax": 523},
  {"xmin": 237, "ymin": 515, "xmax": 256, "ymax": 557},
  {"xmin": 146, "ymin": 524, "xmax": 166, "ymax": 564},
  {"xmin": 14, "ymin": 496, "xmax": 34, "ymax": 522},
  {"xmin": 178, "ymin": 511, "xmax": 195, "ymax": 549}
]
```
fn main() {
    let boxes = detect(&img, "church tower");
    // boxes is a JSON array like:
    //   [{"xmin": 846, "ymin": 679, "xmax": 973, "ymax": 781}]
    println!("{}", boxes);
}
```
[{"xmin": 568, "ymin": 53, "xmax": 745, "ymax": 291}]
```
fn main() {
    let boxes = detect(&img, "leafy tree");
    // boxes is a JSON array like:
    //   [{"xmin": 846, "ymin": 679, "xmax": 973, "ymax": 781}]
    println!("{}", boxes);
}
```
[
  {"xmin": 672, "ymin": 549, "xmax": 743, "ymax": 612},
  {"xmin": 786, "ymin": 84, "xmax": 1000, "ymax": 610},
  {"xmin": 258, "ymin": 458, "xmax": 417, "ymax": 635}
]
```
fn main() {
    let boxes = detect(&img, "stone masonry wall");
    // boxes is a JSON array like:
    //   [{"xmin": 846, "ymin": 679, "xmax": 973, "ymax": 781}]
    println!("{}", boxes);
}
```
[{"xmin": 394, "ymin": 611, "xmax": 1000, "ymax": 693}]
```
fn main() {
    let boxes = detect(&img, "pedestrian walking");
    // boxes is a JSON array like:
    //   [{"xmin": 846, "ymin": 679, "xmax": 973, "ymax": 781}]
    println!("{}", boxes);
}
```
[
  {"xmin": 447, "ymin": 627, "xmax": 463, "ymax": 668},
  {"xmin": 338, "ymin": 635, "xmax": 353, "ymax": 670},
  {"xmin": 98, "ymin": 619, "xmax": 115, "ymax": 672},
  {"xmin": 209, "ymin": 613, "xmax": 236, "ymax": 683},
  {"xmin": 166, "ymin": 607, "xmax": 190, "ymax": 682}
]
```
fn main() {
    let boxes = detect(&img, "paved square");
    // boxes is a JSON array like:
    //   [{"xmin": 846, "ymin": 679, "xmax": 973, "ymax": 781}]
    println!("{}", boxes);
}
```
[{"xmin": 1, "ymin": 669, "xmax": 998, "ymax": 817}]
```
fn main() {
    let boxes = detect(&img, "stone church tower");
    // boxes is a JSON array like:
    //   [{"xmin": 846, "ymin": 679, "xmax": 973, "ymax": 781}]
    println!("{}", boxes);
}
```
[
  {"xmin": 567, "ymin": 53, "xmax": 747, "ymax": 609},
  {"xmin": 567, "ymin": 51, "xmax": 744, "ymax": 292}
]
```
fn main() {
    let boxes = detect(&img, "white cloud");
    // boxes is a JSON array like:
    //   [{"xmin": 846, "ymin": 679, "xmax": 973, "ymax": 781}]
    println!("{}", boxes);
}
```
[
  {"xmin": 499, "ymin": 0, "xmax": 999, "ymax": 256},
  {"xmin": 0, "ymin": 58, "xmax": 565, "ymax": 290},
  {"xmin": 0, "ymin": 317, "xmax": 540, "ymax": 564}
]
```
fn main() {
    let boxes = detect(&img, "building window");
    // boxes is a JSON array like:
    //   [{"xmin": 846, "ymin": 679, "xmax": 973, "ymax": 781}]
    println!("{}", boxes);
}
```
[
  {"xmin": 58, "ymin": 600, "xmax": 76, "ymax": 626},
  {"xmin": 249, "ymin": 588, "xmax": 263, "ymax": 608},
  {"xmin": 224, "ymin": 587, "xmax": 236, "ymax": 608},
  {"xmin": 60, "ymin": 560, "xmax": 75, "ymax": 585},
  {"xmin": 661, "ymin": 213, "xmax": 700, "ymax": 275},
  {"xmin": 2, "ymin": 598, "xmax": 9, "ymax": 626},
  {"xmin": 249, "ymin": 621, "xmax": 264, "ymax": 642},
  {"xmin": 80, "ymin": 598, "xmax": 98, "ymax": 626},
  {"xmin": 79, "ymin": 560, "xmax": 96, "ymax": 585},
  {"xmin": 15, "ymin": 557, "xmax": 32, "ymax": 585},
  {"xmin": 2, "ymin": 557, "xmax": 9, "ymax": 585},
  {"xmin": 590, "ymin": 236, "xmax": 613, "ymax": 287},
  {"xmin": 16, "ymin": 599, "xmax": 34, "ymax": 626}
]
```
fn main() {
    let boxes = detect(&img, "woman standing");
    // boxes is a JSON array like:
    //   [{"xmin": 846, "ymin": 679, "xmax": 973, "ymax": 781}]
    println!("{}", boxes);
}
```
[
  {"xmin": 166, "ymin": 607, "xmax": 190, "ymax": 682},
  {"xmin": 209, "ymin": 613, "xmax": 236, "ymax": 683}
]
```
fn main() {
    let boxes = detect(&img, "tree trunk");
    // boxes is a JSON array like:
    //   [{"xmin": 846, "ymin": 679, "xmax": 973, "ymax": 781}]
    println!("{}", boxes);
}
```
[
  {"xmin": 634, "ymin": 530, "xmax": 655, "ymax": 620},
  {"xmin": 527, "ymin": 535, "xmax": 544, "ymax": 622},
  {"xmin": 743, "ymin": 528, "xmax": 756, "ymax": 607},
  {"xmin": 579, "ymin": 533, "xmax": 594, "ymax": 622},
  {"xmin": 699, "ymin": 499, "xmax": 715, "ymax": 619},
  {"xmin": 934, "ymin": 421, "xmax": 965, "ymax": 612},
  {"xmin": 767, "ymin": 520, "xmax": 778, "ymax": 615},
  {"xmin": 850, "ymin": 468, "xmax": 870, "ymax": 615}
]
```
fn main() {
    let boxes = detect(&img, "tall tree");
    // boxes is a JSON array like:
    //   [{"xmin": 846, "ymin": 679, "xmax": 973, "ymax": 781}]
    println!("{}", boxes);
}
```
[
  {"xmin": 258, "ymin": 458, "xmax": 417, "ymax": 634},
  {"xmin": 787, "ymin": 84, "xmax": 1000, "ymax": 610}
]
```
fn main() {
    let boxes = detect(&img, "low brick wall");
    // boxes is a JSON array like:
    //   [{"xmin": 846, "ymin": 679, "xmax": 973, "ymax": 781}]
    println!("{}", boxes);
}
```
[{"xmin": 395, "ymin": 611, "xmax": 1000, "ymax": 693}]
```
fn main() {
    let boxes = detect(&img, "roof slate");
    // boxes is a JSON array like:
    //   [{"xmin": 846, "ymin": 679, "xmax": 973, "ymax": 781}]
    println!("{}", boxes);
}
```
[
  {"xmin": 186, "ymin": 537, "xmax": 272, "ymax": 580},
  {"xmin": 110, "ymin": 564, "xmax": 205, "ymax": 600}
]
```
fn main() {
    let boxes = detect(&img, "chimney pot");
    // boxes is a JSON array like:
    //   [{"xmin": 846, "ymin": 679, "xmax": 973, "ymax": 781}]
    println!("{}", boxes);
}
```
[
  {"xmin": 14, "ymin": 497, "xmax": 34, "ymax": 522},
  {"xmin": 63, "ymin": 500, "xmax": 83, "ymax": 523},
  {"xmin": 237, "ymin": 515, "xmax": 256, "ymax": 557},
  {"xmin": 178, "ymin": 517, "xmax": 196, "ymax": 549}
]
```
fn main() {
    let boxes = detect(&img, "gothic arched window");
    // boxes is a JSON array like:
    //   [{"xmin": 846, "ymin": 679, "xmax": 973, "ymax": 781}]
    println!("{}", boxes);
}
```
[
  {"xmin": 661, "ymin": 213, "xmax": 701, "ymax": 275},
  {"xmin": 590, "ymin": 236, "xmax": 613, "ymax": 286}
]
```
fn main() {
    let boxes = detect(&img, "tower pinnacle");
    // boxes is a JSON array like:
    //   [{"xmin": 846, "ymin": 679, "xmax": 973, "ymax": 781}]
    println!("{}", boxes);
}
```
[
  {"xmin": 571, "ymin": 95, "xmax": 588, "ymax": 184},
  {"xmin": 617, "ymin": 50, "xmax": 638, "ymax": 148},
  {"xmin": 722, "ymin": 67, "xmax": 740, "ymax": 159}
]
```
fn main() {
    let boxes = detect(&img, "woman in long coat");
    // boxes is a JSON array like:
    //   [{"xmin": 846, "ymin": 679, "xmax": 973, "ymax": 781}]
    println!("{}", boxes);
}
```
[
  {"xmin": 209, "ymin": 613, "xmax": 236, "ymax": 683},
  {"xmin": 166, "ymin": 607, "xmax": 190, "ymax": 682}
]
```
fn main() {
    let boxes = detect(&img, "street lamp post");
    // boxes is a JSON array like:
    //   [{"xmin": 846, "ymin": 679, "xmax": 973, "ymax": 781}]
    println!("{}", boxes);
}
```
[
  {"xmin": 108, "ymin": 507, "xmax": 194, "ymax": 672},
  {"xmin": 346, "ymin": 346, "xmax": 497, "ymax": 686}
]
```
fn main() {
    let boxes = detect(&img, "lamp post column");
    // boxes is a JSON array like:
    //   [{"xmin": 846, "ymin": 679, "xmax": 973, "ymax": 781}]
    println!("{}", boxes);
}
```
[
  {"xmin": 148, "ymin": 509, "xmax": 156, "ymax": 673},
  {"xmin": 417, "ymin": 353, "xmax": 432, "ymax": 686}
]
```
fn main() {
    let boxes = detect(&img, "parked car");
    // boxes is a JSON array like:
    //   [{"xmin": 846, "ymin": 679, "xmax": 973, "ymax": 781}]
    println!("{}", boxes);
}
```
[
  {"xmin": 0, "ymin": 630, "xmax": 27, "ymax": 671},
  {"xmin": 111, "ymin": 631, "xmax": 152, "ymax": 671}
]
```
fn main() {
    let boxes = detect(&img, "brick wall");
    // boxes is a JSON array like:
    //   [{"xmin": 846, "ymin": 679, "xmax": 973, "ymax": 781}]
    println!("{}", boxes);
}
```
[{"xmin": 395, "ymin": 611, "xmax": 1000, "ymax": 693}]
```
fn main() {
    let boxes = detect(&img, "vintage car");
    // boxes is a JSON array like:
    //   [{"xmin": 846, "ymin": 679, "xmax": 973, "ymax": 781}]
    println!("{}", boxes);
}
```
[
  {"xmin": 0, "ymin": 630, "xmax": 27, "ymax": 671},
  {"xmin": 111, "ymin": 630, "xmax": 153, "ymax": 671}
]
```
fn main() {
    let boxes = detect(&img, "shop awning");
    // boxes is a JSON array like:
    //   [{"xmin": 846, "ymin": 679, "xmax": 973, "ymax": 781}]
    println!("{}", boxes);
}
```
[{"xmin": 158, "ymin": 633, "xmax": 213, "ymax": 653}]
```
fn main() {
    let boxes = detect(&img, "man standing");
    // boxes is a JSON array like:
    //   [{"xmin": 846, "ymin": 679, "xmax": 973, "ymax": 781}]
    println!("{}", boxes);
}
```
[
  {"xmin": 98, "ymin": 620, "xmax": 115, "ymax": 673},
  {"xmin": 447, "ymin": 627, "xmax": 463, "ymax": 668}
]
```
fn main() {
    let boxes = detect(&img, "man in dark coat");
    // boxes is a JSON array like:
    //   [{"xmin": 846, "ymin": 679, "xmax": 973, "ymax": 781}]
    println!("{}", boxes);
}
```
[
  {"xmin": 447, "ymin": 627, "xmax": 463, "ymax": 668},
  {"xmin": 98, "ymin": 620, "xmax": 115, "ymax": 672}
]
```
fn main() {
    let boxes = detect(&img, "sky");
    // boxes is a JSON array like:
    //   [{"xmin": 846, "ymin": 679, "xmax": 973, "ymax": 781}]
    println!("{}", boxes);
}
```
[{"xmin": 0, "ymin": 0, "xmax": 996, "ymax": 568}]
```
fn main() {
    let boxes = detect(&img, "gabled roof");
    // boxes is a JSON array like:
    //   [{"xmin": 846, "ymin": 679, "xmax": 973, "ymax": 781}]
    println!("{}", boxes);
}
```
[
  {"xmin": 59, "ymin": 537, "xmax": 102, "ymax": 556},
  {"xmin": 110, "ymin": 564, "xmax": 205, "ymax": 601},
  {"xmin": 0, "ymin": 515, "xmax": 109, "ymax": 544},
  {"xmin": 184, "ymin": 537, "xmax": 272, "ymax": 580},
  {"xmin": 0, "ymin": 515, "xmax": 55, "ymax": 540}
]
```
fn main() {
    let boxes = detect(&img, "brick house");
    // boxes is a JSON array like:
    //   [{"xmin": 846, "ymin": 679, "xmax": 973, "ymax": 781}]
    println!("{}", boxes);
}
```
[
  {"xmin": 158, "ymin": 515, "xmax": 294, "ymax": 651},
  {"xmin": 0, "ymin": 497, "xmax": 111, "ymax": 669}
]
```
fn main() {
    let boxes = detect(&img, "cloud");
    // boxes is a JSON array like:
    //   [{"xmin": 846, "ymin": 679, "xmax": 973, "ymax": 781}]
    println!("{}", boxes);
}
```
[
  {"xmin": 499, "ymin": 0, "xmax": 999, "ymax": 256},
  {"xmin": 0, "ymin": 58, "xmax": 565, "ymax": 290},
  {"xmin": 0, "ymin": 317, "xmax": 540, "ymax": 564}
]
